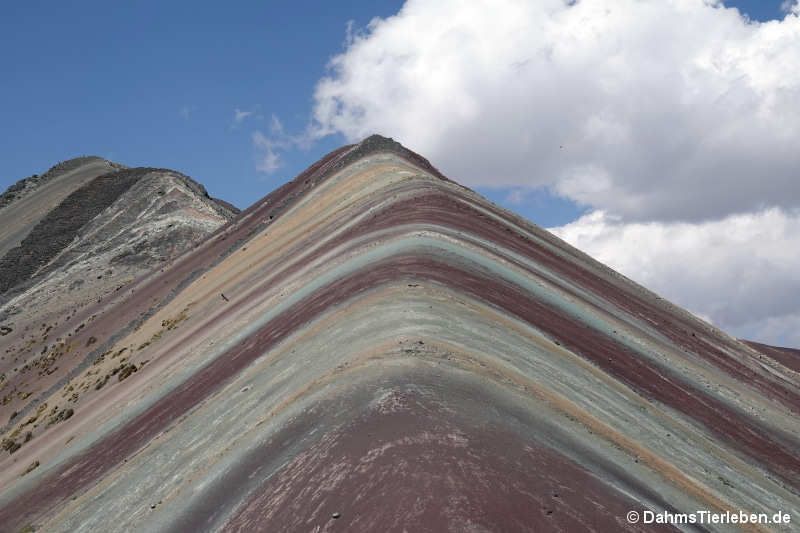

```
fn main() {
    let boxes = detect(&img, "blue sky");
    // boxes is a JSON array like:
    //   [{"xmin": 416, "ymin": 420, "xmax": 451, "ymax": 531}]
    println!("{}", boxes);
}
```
[
  {"xmin": 1, "ymin": 0, "xmax": 402, "ymax": 209},
  {"xmin": 0, "ymin": 0, "xmax": 787, "ymax": 221},
  {"xmin": 2, "ymin": 1, "xmax": 799, "ymax": 346}
]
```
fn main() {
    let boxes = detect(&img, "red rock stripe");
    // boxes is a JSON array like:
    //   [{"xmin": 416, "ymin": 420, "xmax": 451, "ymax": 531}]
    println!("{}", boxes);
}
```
[{"xmin": 1, "ymin": 253, "xmax": 797, "ymax": 530}]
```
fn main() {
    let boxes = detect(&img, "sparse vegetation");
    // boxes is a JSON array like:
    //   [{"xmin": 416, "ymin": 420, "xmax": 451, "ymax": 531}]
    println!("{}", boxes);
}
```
[
  {"xmin": 20, "ymin": 460, "xmax": 39, "ymax": 476},
  {"xmin": 118, "ymin": 364, "xmax": 137, "ymax": 381},
  {"xmin": 112, "ymin": 347, "xmax": 127, "ymax": 359},
  {"xmin": 95, "ymin": 375, "xmax": 109, "ymax": 390},
  {"xmin": 2, "ymin": 438, "xmax": 21, "ymax": 454},
  {"xmin": 48, "ymin": 407, "xmax": 74, "ymax": 425},
  {"xmin": 134, "ymin": 306, "xmax": 191, "ymax": 353}
]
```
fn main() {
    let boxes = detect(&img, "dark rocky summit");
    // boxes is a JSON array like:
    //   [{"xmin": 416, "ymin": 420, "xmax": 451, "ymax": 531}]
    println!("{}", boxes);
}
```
[
  {"xmin": 0, "ymin": 157, "xmax": 112, "ymax": 211},
  {"xmin": 0, "ymin": 167, "xmax": 157, "ymax": 294},
  {"xmin": 0, "ymin": 164, "xmax": 238, "ymax": 297}
]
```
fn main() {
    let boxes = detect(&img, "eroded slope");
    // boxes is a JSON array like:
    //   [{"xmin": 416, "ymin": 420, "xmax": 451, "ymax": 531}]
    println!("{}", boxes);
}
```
[
  {"xmin": 0, "ymin": 136, "xmax": 798, "ymax": 533},
  {"xmin": 0, "ymin": 157, "xmax": 123, "ymax": 260},
  {"xmin": 0, "ymin": 166, "xmax": 237, "ymax": 453}
]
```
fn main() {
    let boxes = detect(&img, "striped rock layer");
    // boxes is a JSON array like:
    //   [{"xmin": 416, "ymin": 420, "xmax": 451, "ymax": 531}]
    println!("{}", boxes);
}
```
[
  {"xmin": 0, "ymin": 136, "xmax": 799, "ymax": 532},
  {"xmin": 0, "ymin": 161, "xmax": 238, "ymax": 438}
]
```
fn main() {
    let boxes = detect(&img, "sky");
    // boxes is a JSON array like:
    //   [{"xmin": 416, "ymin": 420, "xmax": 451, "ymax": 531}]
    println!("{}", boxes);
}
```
[{"xmin": 1, "ymin": 0, "xmax": 799, "ymax": 347}]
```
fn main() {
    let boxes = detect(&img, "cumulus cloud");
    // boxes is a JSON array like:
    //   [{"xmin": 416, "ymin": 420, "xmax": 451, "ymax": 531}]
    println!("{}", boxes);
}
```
[
  {"xmin": 782, "ymin": 1, "xmax": 800, "ymax": 15},
  {"xmin": 298, "ymin": 0, "xmax": 800, "ymax": 347},
  {"xmin": 549, "ymin": 208, "xmax": 800, "ymax": 347},
  {"xmin": 310, "ymin": 0, "xmax": 800, "ymax": 222}
]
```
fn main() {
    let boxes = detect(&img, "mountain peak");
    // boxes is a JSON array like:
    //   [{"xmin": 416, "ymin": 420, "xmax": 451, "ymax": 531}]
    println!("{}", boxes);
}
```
[
  {"xmin": 1, "ymin": 143, "xmax": 799, "ymax": 532},
  {"xmin": 41, "ymin": 155, "xmax": 119, "ymax": 174},
  {"xmin": 0, "ymin": 156, "xmax": 120, "ymax": 211}
]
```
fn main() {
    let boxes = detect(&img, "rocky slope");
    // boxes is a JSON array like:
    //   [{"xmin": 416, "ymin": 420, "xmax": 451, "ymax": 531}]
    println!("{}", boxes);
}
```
[
  {"xmin": 0, "ymin": 137, "xmax": 798, "ymax": 532},
  {"xmin": 0, "ymin": 160, "xmax": 237, "ymax": 452},
  {"xmin": 0, "ymin": 157, "xmax": 123, "ymax": 260}
]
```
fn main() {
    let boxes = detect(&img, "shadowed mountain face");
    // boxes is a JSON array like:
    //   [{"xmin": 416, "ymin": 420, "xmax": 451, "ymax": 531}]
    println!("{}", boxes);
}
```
[{"xmin": 0, "ymin": 137, "xmax": 798, "ymax": 532}]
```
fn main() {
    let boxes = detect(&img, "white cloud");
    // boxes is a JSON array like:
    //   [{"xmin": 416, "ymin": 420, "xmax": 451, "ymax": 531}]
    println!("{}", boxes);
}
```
[
  {"xmin": 297, "ymin": 0, "xmax": 800, "ymax": 347},
  {"xmin": 233, "ymin": 108, "xmax": 255, "ymax": 127},
  {"xmin": 180, "ymin": 105, "xmax": 194, "ymax": 120},
  {"xmin": 252, "ymin": 130, "xmax": 282, "ymax": 173},
  {"xmin": 549, "ymin": 208, "xmax": 800, "ymax": 347},
  {"xmin": 269, "ymin": 114, "xmax": 284, "ymax": 136},
  {"xmin": 250, "ymin": 114, "xmax": 311, "ymax": 173},
  {"xmin": 504, "ymin": 188, "xmax": 529, "ymax": 205},
  {"xmin": 309, "ymin": 0, "xmax": 800, "ymax": 222}
]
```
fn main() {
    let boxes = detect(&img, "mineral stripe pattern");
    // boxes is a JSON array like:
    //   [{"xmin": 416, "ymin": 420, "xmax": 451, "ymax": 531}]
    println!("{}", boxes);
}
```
[{"xmin": 0, "ymin": 136, "xmax": 798, "ymax": 532}]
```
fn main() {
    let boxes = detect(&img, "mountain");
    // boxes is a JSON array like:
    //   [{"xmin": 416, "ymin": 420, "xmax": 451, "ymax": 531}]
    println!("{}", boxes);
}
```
[
  {"xmin": 0, "ymin": 137, "xmax": 798, "ymax": 532},
  {"xmin": 0, "ymin": 157, "xmax": 121, "ymax": 259},
  {"xmin": 0, "ymin": 157, "xmax": 237, "ymax": 462},
  {"xmin": 0, "ymin": 160, "xmax": 237, "ymax": 299}
]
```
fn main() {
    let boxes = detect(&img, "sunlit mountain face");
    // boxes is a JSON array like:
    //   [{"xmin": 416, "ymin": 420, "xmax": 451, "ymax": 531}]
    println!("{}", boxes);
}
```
[{"xmin": 1, "ymin": 136, "xmax": 798, "ymax": 532}]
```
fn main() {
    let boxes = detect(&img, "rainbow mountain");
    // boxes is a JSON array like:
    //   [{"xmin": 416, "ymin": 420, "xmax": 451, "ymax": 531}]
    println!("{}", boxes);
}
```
[{"xmin": 0, "ymin": 135, "xmax": 798, "ymax": 532}]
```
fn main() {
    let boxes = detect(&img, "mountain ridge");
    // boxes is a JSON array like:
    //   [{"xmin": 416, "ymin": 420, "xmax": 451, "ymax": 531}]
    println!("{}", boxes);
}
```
[
  {"xmin": 0, "ymin": 156, "xmax": 121, "ymax": 211},
  {"xmin": 0, "ymin": 161, "xmax": 238, "ymax": 449},
  {"xmin": 0, "ymin": 159, "xmax": 239, "ymax": 298},
  {"xmin": 0, "ymin": 135, "xmax": 798, "ymax": 532}
]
